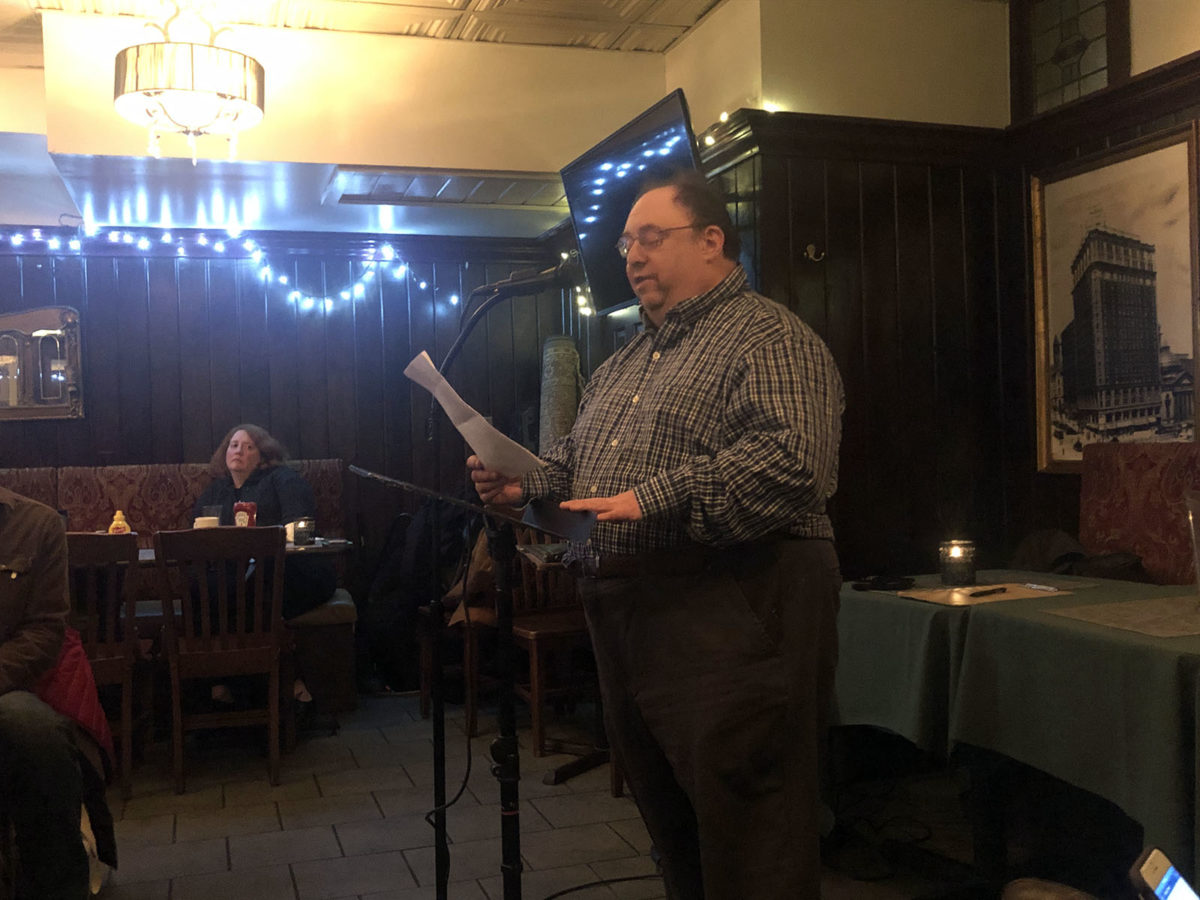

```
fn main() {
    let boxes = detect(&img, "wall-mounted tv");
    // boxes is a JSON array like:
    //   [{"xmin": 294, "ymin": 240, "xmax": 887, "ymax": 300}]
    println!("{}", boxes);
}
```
[{"xmin": 559, "ymin": 89, "xmax": 702, "ymax": 315}]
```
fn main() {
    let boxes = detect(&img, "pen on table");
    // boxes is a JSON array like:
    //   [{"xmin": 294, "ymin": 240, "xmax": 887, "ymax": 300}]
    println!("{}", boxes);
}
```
[
  {"xmin": 1022, "ymin": 583, "xmax": 1059, "ymax": 592},
  {"xmin": 968, "ymin": 586, "xmax": 1006, "ymax": 598}
]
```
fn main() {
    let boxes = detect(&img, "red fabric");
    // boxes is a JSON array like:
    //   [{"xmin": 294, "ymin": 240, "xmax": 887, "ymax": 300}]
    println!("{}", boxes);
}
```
[
  {"xmin": 0, "ymin": 467, "xmax": 59, "ymax": 510},
  {"xmin": 179, "ymin": 463, "xmax": 213, "ymax": 511},
  {"xmin": 1079, "ymin": 442, "xmax": 1200, "ymax": 585},
  {"xmin": 35, "ymin": 626, "xmax": 115, "ymax": 771}
]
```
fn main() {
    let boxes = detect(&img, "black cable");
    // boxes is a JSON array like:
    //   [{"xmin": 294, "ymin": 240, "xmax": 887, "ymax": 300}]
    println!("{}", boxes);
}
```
[
  {"xmin": 540, "ymin": 874, "xmax": 661, "ymax": 899},
  {"xmin": 423, "ymin": 522, "xmax": 479, "ymax": 831}
]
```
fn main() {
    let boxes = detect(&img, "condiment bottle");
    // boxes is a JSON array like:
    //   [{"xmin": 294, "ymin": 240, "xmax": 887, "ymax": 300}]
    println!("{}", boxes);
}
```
[
  {"xmin": 233, "ymin": 501, "xmax": 257, "ymax": 527},
  {"xmin": 108, "ymin": 510, "xmax": 131, "ymax": 534}
]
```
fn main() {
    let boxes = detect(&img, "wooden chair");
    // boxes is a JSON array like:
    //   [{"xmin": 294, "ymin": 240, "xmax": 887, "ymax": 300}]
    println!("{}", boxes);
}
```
[
  {"xmin": 418, "ymin": 523, "xmax": 622, "ymax": 795},
  {"xmin": 419, "ymin": 527, "xmax": 498, "ymax": 738},
  {"xmin": 154, "ymin": 526, "xmax": 287, "ymax": 793},
  {"xmin": 509, "ymin": 526, "xmax": 590, "ymax": 756},
  {"xmin": 66, "ymin": 531, "xmax": 142, "ymax": 799}
]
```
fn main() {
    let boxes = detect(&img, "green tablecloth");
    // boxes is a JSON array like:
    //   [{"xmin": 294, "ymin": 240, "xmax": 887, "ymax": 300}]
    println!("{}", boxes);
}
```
[
  {"xmin": 950, "ymin": 575, "xmax": 1200, "ymax": 879},
  {"xmin": 836, "ymin": 576, "xmax": 970, "ymax": 754}
]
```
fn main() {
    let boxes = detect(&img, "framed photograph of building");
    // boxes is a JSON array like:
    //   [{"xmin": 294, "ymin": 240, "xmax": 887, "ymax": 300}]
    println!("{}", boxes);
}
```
[{"xmin": 1033, "ymin": 126, "xmax": 1199, "ymax": 472}]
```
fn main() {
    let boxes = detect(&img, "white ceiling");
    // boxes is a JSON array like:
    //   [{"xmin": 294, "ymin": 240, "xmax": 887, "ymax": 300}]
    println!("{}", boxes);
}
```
[{"xmin": 0, "ymin": 0, "xmax": 724, "ymax": 237}]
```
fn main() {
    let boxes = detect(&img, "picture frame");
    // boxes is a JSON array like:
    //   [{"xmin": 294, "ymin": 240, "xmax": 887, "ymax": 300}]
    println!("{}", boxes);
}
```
[{"xmin": 1032, "ymin": 125, "xmax": 1199, "ymax": 473}]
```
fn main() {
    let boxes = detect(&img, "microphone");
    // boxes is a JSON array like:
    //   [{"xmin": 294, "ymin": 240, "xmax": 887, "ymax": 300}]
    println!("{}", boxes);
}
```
[
  {"xmin": 430, "ymin": 251, "xmax": 584, "ymax": 441},
  {"xmin": 480, "ymin": 251, "xmax": 582, "ymax": 299}
]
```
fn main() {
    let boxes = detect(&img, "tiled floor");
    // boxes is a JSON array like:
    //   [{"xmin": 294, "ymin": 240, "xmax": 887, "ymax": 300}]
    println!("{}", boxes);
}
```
[{"xmin": 98, "ymin": 695, "xmax": 972, "ymax": 900}]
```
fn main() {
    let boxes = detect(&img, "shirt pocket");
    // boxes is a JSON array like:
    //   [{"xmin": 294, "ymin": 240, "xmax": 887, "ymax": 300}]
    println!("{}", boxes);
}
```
[{"xmin": 0, "ymin": 555, "xmax": 34, "ymax": 613}]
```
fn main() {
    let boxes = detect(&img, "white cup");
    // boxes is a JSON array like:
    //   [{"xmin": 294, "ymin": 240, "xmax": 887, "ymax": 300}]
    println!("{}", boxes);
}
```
[{"xmin": 194, "ymin": 516, "xmax": 219, "ymax": 529}]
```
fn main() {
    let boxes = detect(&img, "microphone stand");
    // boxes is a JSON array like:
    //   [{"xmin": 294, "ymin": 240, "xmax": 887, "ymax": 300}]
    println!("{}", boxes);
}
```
[
  {"xmin": 433, "ymin": 289, "xmax": 526, "ymax": 900},
  {"xmin": 349, "ymin": 468, "xmax": 484, "ymax": 899},
  {"xmin": 382, "ymin": 254, "xmax": 582, "ymax": 900},
  {"xmin": 350, "ymin": 468, "xmax": 584, "ymax": 900}
]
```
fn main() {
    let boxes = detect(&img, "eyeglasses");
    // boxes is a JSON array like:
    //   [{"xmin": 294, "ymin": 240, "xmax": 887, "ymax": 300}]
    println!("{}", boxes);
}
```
[{"xmin": 615, "ymin": 224, "xmax": 698, "ymax": 258}]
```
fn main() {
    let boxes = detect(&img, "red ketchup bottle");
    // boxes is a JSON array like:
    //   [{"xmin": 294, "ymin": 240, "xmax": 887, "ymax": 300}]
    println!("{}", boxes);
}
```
[{"xmin": 232, "ymin": 501, "xmax": 257, "ymax": 527}]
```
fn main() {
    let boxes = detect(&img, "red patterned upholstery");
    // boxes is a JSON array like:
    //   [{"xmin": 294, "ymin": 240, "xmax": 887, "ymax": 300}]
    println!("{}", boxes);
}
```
[
  {"xmin": 59, "ymin": 465, "xmax": 195, "ymax": 548},
  {"xmin": 1079, "ymin": 443, "xmax": 1200, "ymax": 584},
  {"xmin": 178, "ymin": 463, "xmax": 212, "ymax": 508},
  {"xmin": 290, "ymin": 459, "xmax": 346, "ymax": 539},
  {"xmin": 0, "ymin": 467, "xmax": 58, "ymax": 510}
]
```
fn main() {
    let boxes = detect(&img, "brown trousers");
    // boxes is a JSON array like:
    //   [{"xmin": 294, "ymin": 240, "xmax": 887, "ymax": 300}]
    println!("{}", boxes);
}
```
[{"xmin": 579, "ymin": 538, "xmax": 841, "ymax": 900}]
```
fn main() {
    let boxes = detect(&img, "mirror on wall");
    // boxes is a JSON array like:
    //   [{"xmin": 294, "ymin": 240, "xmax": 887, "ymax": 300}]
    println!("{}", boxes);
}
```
[{"xmin": 0, "ymin": 306, "xmax": 83, "ymax": 420}]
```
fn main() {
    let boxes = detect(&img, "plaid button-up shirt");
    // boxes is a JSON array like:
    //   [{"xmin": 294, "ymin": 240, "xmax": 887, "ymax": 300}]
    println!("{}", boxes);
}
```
[{"xmin": 523, "ymin": 266, "xmax": 844, "ymax": 558}]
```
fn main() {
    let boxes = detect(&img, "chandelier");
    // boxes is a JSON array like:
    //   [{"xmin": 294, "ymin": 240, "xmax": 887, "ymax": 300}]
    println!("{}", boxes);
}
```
[{"xmin": 113, "ymin": 2, "xmax": 264, "ymax": 163}]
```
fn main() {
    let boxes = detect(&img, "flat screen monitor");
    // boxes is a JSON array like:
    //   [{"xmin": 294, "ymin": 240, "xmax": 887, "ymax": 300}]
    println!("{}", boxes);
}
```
[{"xmin": 559, "ymin": 89, "xmax": 702, "ymax": 315}]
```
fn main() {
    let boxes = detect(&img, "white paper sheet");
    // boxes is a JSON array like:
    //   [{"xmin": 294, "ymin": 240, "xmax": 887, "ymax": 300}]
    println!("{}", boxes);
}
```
[{"xmin": 404, "ymin": 351, "xmax": 544, "ymax": 477}]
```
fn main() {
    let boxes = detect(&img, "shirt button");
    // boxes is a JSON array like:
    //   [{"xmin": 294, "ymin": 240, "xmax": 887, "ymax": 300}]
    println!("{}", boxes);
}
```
[
  {"xmin": 651, "ymin": 351, "xmax": 661, "ymax": 360},
  {"xmin": 590, "ymin": 485, "xmax": 598, "ymax": 493},
  {"xmin": 610, "ymin": 439, "xmax": 619, "ymax": 447},
  {"xmin": 632, "ymin": 395, "xmax": 639, "ymax": 403}
]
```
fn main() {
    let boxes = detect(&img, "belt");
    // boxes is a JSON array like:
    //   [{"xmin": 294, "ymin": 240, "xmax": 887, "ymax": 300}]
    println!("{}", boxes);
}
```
[
  {"xmin": 569, "ymin": 537, "xmax": 814, "ymax": 580},
  {"xmin": 569, "ymin": 544, "xmax": 712, "ymax": 579}
]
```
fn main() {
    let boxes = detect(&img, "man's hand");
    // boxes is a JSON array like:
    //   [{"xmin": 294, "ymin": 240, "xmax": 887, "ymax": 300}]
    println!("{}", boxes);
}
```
[
  {"xmin": 467, "ymin": 455, "xmax": 523, "ymax": 506},
  {"xmin": 559, "ymin": 490, "xmax": 642, "ymax": 522}
]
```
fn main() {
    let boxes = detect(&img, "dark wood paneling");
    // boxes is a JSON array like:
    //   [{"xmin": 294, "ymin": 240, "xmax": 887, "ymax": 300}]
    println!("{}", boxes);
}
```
[
  {"xmin": 858, "ymin": 162, "xmax": 908, "ymax": 569},
  {"xmin": 84, "ymin": 258, "xmax": 123, "ymax": 465},
  {"xmin": 821, "ymin": 159, "xmax": 871, "ymax": 571},
  {"xmin": 407, "ymin": 261, "xmax": 438, "ymax": 494},
  {"xmin": 146, "ymin": 258, "xmax": 183, "ymax": 463},
  {"xmin": 894, "ymin": 164, "xmax": 939, "ymax": 568},
  {"xmin": 264, "ymin": 259, "xmax": 300, "ymax": 457},
  {"xmin": 352, "ymin": 270, "xmax": 386, "ymax": 475},
  {"xmin": 784, "ymin": 159, "xmax": 828, "ymax": 334},
  {"xmin": 115, "ymin": 258, "xmax": 152, "ymax": 464},
  {"xmin": 380, "ymin": 271, "xmax": 413, "ymax": 485},
  {"xmin": 295, "ymin": 257, "xmax": 331, "ymax": 461},
  {"xmin": 962, "ymin": 166, "xmax": 1006, "ymax": 562},
  {"xmin": 235, "ymin": 267, "xmax": 271, "ymax": 429}
]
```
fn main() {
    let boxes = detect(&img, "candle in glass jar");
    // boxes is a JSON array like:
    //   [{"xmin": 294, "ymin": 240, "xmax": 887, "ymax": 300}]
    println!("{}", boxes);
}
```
[{"xmin": 939, "ymin": 540, "xmax": 976, "ymax": 586}]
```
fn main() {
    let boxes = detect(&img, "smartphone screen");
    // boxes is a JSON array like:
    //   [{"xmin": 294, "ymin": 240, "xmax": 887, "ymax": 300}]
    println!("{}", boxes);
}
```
[{"xmin": 1155, "ymin": 866, "xmax": 1200, "ymax": 900}]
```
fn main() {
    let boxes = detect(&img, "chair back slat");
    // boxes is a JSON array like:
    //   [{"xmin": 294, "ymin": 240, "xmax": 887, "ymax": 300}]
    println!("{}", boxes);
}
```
[{"xmin": 66, "ymin": 532, "xmax": 140, "ymax": 663}]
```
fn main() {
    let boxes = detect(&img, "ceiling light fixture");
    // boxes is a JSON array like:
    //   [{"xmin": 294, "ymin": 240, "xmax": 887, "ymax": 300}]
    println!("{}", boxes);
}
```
[{"xmin": 114, "ymin": 2, "xmax": 264, "ymax": 164}]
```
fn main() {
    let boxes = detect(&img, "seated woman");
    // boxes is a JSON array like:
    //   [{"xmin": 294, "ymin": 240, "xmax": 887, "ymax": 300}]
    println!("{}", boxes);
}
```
[
  {"xmin": 192, "ymin": 424, "xmax": 337, "ymax": 622},
  {"xmin": 192, "ymin": 425, "xmax": 338, "ymax": 709}
]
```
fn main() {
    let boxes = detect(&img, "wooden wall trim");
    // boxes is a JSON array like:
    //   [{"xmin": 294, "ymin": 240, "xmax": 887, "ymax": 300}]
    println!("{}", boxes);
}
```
[
  {"xmin": 1007, "ymin": 47, "xmax": 1200, "ymax": 166},
  {"xmin": 702, "ymin": 109, "xmax": 1006, "ymax": 175}
]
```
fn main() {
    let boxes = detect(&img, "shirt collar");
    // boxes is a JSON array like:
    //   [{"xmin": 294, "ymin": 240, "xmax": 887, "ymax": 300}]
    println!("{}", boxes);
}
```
[{"xmin": 639, "ymin": 264, "xmax": 748, "ymax": 332}]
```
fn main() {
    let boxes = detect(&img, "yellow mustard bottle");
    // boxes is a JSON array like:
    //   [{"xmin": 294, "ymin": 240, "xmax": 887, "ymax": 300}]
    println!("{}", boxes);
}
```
[{"xmin": 107, "ymin": 510, "xmax": 131, "ymax": 534}]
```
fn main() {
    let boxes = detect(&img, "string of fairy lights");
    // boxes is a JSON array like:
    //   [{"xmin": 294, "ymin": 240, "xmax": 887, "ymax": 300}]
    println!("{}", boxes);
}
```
[{"xmin": 0, "ymin": 225, "xmax": 594, "ymax": 315}]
